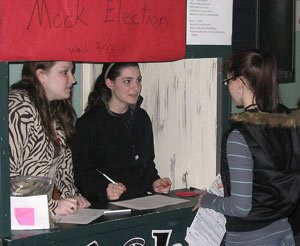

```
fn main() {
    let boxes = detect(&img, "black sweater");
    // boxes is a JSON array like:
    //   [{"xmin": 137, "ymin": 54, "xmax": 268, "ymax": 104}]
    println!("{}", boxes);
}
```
[{"xmin": 71, "ymin": 97, "xmax": 160, "ymax": 208}]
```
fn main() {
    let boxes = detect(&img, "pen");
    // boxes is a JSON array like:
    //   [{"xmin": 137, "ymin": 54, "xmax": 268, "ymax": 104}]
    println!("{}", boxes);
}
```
[
  {"xmin": 103, "ymin": 209, "xmax": 131, "ymax": 214},
  {"xmin": 96, "ymin": 169, "xmax": 116, "ymax": 184}
]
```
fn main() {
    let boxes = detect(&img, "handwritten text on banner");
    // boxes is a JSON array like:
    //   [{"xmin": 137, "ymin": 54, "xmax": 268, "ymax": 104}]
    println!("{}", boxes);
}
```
[{"xmin": 0, "ymin": 0, "xmax": 186, "ymax": 62}]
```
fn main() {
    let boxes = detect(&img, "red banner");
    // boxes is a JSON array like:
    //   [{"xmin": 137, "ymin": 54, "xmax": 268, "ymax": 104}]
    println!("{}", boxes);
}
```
[{"xmin": 0, "ymin": 0, "xmax": 186, "ymax": 62}]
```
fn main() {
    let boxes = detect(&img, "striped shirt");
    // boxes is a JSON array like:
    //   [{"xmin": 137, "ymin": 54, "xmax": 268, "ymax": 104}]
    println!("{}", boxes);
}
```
[{"xmin": 201, "ymin": 130, "xmax": 292, "ymax": 245}]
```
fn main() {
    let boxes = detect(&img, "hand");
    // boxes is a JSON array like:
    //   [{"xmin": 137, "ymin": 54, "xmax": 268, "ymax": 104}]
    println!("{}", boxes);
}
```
[
  {"xmin": 106, "ymin": 182, "xmax": 126, "ymax": 201},
  {"xmin": 54, "ymin": 197, "xmax": 79, "ymax": 216},
  {"xmin": 192, "ymin": 189, "xmax": 208, "ymax": 212},
  {"xmin": 153, "ymin": 177, "xmax": 172, "ymax": 194},
  {"xmin": 73, "ymin": 195, "xmax": 91, "ymax": 209}
]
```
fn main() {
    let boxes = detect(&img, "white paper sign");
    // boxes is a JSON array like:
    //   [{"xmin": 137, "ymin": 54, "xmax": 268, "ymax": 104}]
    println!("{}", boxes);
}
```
[
  {"xmin": 185, "ymin": 174, "xmax": 226, "ymax": 246},
  {"xmin": 10, "ymin": 195, "xmax": 50, "ymax": 230},
  {"xmin": 187, "ymin": 0, "xmax": 233, "ymax": 45}
]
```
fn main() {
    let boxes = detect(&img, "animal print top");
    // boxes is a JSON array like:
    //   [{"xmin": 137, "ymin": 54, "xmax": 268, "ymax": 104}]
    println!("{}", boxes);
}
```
[{"xmin": 9, "ymin": 90, "xmax": 78, "ymax": 213}]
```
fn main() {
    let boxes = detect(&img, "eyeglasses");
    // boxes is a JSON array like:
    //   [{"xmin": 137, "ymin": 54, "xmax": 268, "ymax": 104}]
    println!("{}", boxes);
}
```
[
  {"xmin": 223, "ymin": 77, "xmax": 235, "ymax": 86},
  {"xmin": 223, "ymin": 76, "xmax": 247, "ymax": 87}
]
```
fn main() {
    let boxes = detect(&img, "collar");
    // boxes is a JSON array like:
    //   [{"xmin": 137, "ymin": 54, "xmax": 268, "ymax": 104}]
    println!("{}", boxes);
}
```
[
  {"xmin": 230, "ymin": 109, "xmax": 300, "ymax": 128},
  {"xmin": 101, "ymin": 92, "xmax": 143, "ymax": 117}
]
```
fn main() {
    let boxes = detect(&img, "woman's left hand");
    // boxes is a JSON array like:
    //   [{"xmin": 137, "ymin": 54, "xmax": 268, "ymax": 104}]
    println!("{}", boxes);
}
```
[
  {"xmin": 73, "ymin": 195, "xmax": 91, "ymax": 209},
  {"xmin": 153, "ymin": 177, "xmax": 172, "ymax": 194}
]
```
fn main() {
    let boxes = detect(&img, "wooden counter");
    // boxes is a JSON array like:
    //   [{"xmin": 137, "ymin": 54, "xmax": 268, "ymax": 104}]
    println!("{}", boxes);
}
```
[{"xmin": 3, "ymin": 191, "xmax": 198, "ymax": 246}]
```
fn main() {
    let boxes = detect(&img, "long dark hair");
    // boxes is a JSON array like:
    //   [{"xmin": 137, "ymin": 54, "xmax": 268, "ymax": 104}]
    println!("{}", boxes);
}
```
[
  {"xmin": 11, "ymin": 61, "xmax": 76, "ymax": 145},
  {"xmin": 227, "ymin": 49, "xmax": 280, "ymax": 112},
  {"xmin": 85, "ymin": 62, "xmax": 139, "ymax": 112}
]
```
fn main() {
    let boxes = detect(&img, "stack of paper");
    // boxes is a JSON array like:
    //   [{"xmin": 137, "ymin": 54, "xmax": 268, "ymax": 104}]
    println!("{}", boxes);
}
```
[{"xmin": 185, "ymin": 174, "xmax": 226, "ymax": 246}]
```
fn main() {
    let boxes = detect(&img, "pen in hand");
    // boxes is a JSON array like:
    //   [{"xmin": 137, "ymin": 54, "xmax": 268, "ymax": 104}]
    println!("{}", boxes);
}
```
[
  {"xmin": 96, "ymin": 169, "xmax": 126, "ymax": 201},
  {"xmin": 96, "ymin": 169, "xmax": 116, "ymax": 184}
]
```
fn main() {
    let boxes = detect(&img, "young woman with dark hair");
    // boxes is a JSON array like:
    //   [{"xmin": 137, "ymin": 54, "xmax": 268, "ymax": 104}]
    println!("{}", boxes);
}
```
[
  {"xmin": 9, "ymin": 61, "xmax": 90, "ymax": 216},
  {"xmin": 72, "ymin": 62, "xmax": 172, "ymax": 207},
  {"xmin": 194, "ymin": 50, "xmax": 300, "ymax": 245}
]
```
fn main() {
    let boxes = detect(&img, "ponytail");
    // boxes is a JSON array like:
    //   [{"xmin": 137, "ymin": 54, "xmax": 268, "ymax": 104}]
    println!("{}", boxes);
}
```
[
  {"xmin": 227, "ymin": 50, "xmax": 280, "ymax": 112},
  {"xmin": 255, "ymin": 53, "xmax": 279, "ymax": 112},
  {"xmin": 85, "ymin": 70, "xmax": 108, "ymax": 112}
]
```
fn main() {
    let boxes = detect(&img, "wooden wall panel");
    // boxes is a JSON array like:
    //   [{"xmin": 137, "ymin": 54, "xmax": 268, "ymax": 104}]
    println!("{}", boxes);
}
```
[{"xmin": 140, "ymin": 59, "xmax": 218, "ymax": 189}]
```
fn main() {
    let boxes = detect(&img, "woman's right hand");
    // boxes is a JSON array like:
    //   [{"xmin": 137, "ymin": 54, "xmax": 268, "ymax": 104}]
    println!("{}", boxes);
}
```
[
  {"xmin": 54, "ymin": 197, "xmax": 79, "ymax": 216},
  {"xmin": 192, "ymin": 189, "xmax": 208, "ymax": 212},
  {"xmin": 106, "ymin": 183, "xmax": 126, "ymax": 201}
]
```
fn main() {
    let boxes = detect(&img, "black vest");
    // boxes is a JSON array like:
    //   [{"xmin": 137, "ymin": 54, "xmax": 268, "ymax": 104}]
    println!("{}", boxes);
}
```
[{"xmin": 221, "ymin": 110, "xmax": 300, "ymax": 232}]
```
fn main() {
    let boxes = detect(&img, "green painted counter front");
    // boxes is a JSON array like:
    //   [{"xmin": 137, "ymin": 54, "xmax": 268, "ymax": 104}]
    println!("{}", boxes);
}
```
[{"xmin": 3, "ymin": 193, "xmax": 198, "ymax": 246}]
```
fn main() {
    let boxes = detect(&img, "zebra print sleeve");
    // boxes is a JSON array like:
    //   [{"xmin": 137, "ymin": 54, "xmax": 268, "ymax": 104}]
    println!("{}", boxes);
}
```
[
  {"xmin": 9, "ymin": 91, "xmax": 35, "ymax": 177},
  {"xmin": 55, "ymin": 146, "xmax": 78, "ymax": 198}
]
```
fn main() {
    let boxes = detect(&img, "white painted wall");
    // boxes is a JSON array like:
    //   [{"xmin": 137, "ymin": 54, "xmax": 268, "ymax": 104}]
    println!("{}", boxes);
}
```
[
  {"xmin": 81, "ymin": 59, "xmax": 219, "ymax": 190},
  {"xmin": 140, "ymin": 59, "xmax": 218, "ymax": 189}
]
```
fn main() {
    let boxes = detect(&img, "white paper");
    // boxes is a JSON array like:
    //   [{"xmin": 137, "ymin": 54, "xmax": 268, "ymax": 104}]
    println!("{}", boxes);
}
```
[
  {"xmin": 185, "ymin": 174, "xmax": 226, "ymax": 246},
  {"xmin": 11, "ymin": 195, "xmax": 50, "ymax": 230},
  {"xmin": 296, "ymin": 0, "xmax": 300, "ymax": 32},
  {"xmin": 187, "ymin": 0, "xmax": 233, "ymax": 45},
  {"xmin": 54, "ymin": 209, "xmax": 106, "ymax": 224},
  {"xmin": 110, "ymin": 194, "xmax": 189, "ymax": 210}
]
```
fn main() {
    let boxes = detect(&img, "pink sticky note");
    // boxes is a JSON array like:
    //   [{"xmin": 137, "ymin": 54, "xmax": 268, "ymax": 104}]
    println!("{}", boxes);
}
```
[{"xmin": 15, "ymin": 208, "xmax": 35, "ymax": 225}]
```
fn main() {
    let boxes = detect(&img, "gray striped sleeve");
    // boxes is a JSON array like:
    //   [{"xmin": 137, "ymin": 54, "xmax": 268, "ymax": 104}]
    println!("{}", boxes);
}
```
[{"xmin": 201, "ymin": 130, "xmax": 253, "ymax": 217}]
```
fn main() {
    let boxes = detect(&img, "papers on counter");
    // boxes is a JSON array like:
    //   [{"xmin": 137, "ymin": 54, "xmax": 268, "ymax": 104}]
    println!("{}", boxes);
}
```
[
  {"xmin": 54, "ymin": 208, "xmax": 132, "ymax": 224},
  {"xmin": 185, "ymin": 174, "xmax": 226, "ymax": 246},
  {"xmin": 55, "ymin": 194, "xmax": 189, "ymax": 224},
  {"xmin": 54, "ymin": 209, "xmax": 106, "ymax": 224},
  {"xmin": 110, "ymin": 194, "xmax": 189, "ymax": 210}
]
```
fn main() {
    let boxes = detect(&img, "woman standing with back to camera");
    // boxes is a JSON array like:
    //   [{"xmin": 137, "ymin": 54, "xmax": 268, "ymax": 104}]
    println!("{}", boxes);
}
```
[
  {"xmin": 72, "ymin": 62, "xmax": 171, "ymax": 207},
  {"xmin": 193, "ymin": 50, "xmax": 300, "ymax": 245}
]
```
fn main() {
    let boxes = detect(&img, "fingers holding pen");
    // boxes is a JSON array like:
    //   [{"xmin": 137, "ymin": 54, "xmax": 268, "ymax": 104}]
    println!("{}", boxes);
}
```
[
  {"xmin": 97, "ymin": 169, "xmax": 126, "ymax": 200},
  {"xmin": 107, "ymin": 182, "xmax": 126, "ymax": 201}
]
